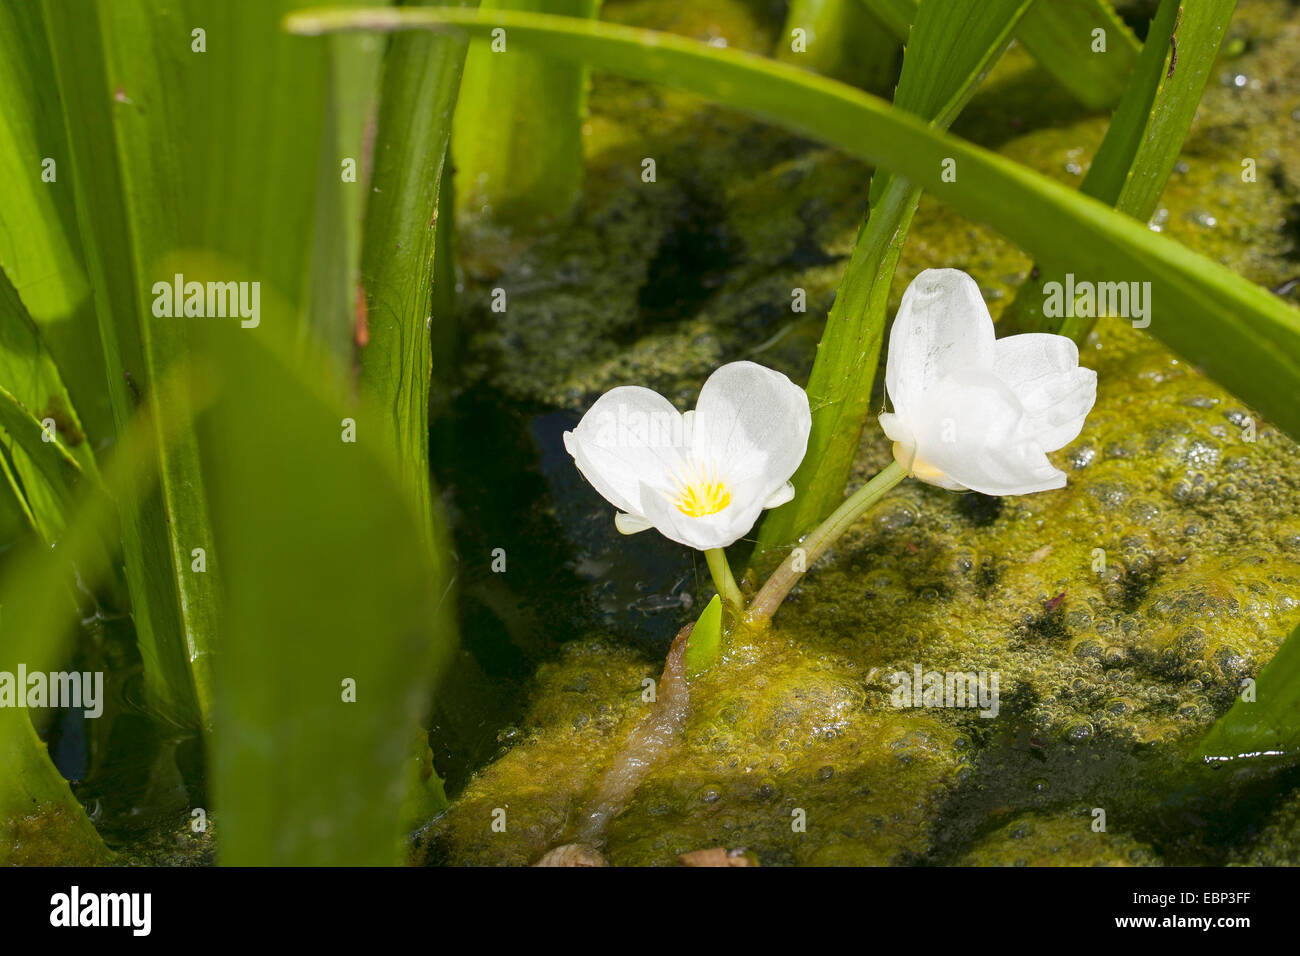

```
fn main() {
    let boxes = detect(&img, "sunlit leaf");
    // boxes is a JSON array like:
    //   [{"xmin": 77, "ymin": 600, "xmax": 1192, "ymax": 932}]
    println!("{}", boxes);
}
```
[
  {"xmin": 684, "ymin": 594, "xmax": 722, "ymax": 678},
  {"xmin": 453, "ymin": 0, "xmax": 600, "ymax": 224},
  {"xmin": 756, "ymin": 0, "xmax": 1032, "ymax": 559},
  {"xmin": 860, "ymin": 0, "xmax": 1141, "ymax": 108},
  {"xmin": 1192, "ymin": 620, "xmax": 1300, "ymax": 768},
  {"xmin": 200, "ymin": 326, "xmax": 455, "ymax": 865},
  {"xmin": 1005, "ymin": 0, "xmax": 1237, "ymax": 339},
  {"xmin": 285, "ymin": 6, "xmax": 1300, "ymax": 443},
  {"xmin": 0, "ymin": 0, "xmax": 113, "ymax": 444},
  {"xmin": 0, "ymin": 267, "xmax": 100, "ymax": 543},
  {"xmin": 41, "ymin": 0, "xmax": 368, "ymax": 726}
]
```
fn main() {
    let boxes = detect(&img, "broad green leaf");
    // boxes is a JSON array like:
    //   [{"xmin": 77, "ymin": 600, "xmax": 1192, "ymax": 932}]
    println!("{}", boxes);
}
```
[
  {"xmin": 857, "ymin": 0, "xmax": 913, "ymax": 40},
  {"xmin": 286, "ymin": 6, "xmax": 1300, "ymax": 441},
  {"xmin": 1014, "ymin": 0, "xmax": 1139, "ymax": 109},
  {"xmin": 756, "ymin": 0, "xmax": 1032, "ymax": 561},
  {"xmin": 0, "ymin": 386, "xmax": 84, "ymax": 534},
  {"xmin": 684, "ymin": 594, "xmax": 723, "ymax": 678},
  {"xmin": 777, "ymin": 0, "xmax": 901, "ymax": 93},
  {"xmin": 453, "ymin": 0, "xmax": 599, "ymax": 225},
  {"xmin": 0, "ymin": 266, "xmax": 99, "ymax": 543},
  {"xmin": 200, "ymin": 326, "xmax": 455, "ymax": 865},
  {"xmin": 0, "ymin": 710, "xmax": 112, "ymax": 865},
  {"xmin": 0, "ymin": 370, "xmax": 199, "ymax": 866},
  {"xmin": 1192, "ymin": 621, "xmax": 1300, "ymax": 767},
  {"xmin": 305, "ymin": 13, "xmax": 388, "ymax": 364},
  {"xmin": 41, "ymin": 0, "xmax": 363, "ymax": 727},
  {"xmin": 1005, "ymin": 0, "xmax": 1238, "ymax": 339},
  {"xmin": 356, "ymin": 0, "xmax": 468, "ymax": 826},
  {"xmin": 0, "ymin": 0, "xmax": 113, "ymax": 446},
  {"xmin": 860, "ymin": 0, "xmax": 1140, "ymax": 109}
]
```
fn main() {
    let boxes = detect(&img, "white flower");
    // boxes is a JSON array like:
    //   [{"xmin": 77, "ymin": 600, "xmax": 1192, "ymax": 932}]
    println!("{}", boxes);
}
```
[
  {"xmin": 879, "ymin": 268, "xmax": 1097, "ymax": 496},
  {"xmin": 563, "ymin": 362, "xmax": 812, "ymax": 550}
]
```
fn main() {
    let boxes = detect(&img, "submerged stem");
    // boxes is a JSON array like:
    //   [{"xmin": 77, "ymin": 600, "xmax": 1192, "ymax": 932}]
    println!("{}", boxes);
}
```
[
  {"xmin": 748, "ymin": 460, "xmax": 908, "ymax": 625},
  {"xmin": 705, "ymin": 547, "xmax": 744, "ymax": 609}
]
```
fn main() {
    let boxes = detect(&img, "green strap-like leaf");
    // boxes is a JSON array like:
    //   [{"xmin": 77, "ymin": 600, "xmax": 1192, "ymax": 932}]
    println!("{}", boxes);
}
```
[
  {"xmin": 777, "ymin": 0, "xmax": 902, "ymax": 93},
  {"xmin": 453, "ymin": 0, "xmax": 600, "ymax": 225},
  {"xmin": 42, "ymin": 0, "xmax": 367, "ymax": 727},
  {"xmin": 286, "ymin": 6, "xmax": 1300, "ymax": 442},
  {"xmin": 0, "ymin": 710, "xmax": 112, "ymax": 865},
  {"xmin": 1014, "ymin": 0, "xmax": 1139, "ymax": 109},
  {"xmin": 1192, "ymin": 620, "xmax": 1300, "ymax": 767},
  {"xmin": 303, "ymin": 11, "xmax": 388, "ymax": 364},
  {"xmin": 201, "ymin": 327, "xmax": 455, "ymax": 865},
  {"xmin": 861, "ymin": 0, "xmax": 1141, "ymax": 108},
  {"xmin": 356, "ymin": 0, "xmax": 469, "ymax": 825},
  {"xmin": 0, "ymin": 0, "xmax": 114, "ymax": 445},
  {"xmin": 0, "ymin": 266, "xmax": 99, "ymax": 543},
  {"xmin": 857, "ymin": 0, "xmax": 914, "ymax": 40},
  {"xmin": 360, "ymin": 0, "xmax": 469, "ymax": 549},
  {"xmin": 1005, "ymin": 0, "xmax": 1239, "ymax": 339},
  {"xmin": 756, "ymin": 0, "xmax": 1033, "ymax": 560},
  {"xmin": 0, "ymin": 370, "xmax": 197, "ymax": 866}
]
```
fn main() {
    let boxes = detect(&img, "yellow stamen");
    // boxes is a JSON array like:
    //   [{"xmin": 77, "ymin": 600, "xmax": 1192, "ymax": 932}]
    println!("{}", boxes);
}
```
[
  {"xmin": 672, "ymin": 460, "xmax": 731, "ymax": 517},
  {"xmin": 677, "ymin": 480, "xmax": 731, "ymax": 517}
]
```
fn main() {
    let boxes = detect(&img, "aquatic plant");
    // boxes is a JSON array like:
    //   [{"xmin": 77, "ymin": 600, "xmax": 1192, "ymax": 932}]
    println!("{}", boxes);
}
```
[
  {"xmin": 564, "ymin": 360, "xmax": 811, "ymax": 605},
  {"xmin": 0, "ymin": 0, "xmax": 1297, "ymax": 868},
  {"xmin": 564, "ymin": 268, "xmax": 1097, "ymax": 635},
  {"xmin": 879, "ymin": 268, "xmax": 1097, "ymax": 496}
]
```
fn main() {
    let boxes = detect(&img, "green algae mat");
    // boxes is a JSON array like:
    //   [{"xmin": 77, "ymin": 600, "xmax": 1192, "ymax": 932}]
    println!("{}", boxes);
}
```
[{"xmin": 421, "ymin": 0, "xmax": 1300, "ymax": 866}]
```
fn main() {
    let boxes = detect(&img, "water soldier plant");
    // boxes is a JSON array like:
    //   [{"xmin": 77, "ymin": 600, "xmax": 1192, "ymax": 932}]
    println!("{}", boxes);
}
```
[
  {"xmin": 564, "ymin": 268, "xmax": 1098, "ymax": 640},
  {"xmin": 1, "ymin": 0, "xmax": 1298, "ymax": 867}
]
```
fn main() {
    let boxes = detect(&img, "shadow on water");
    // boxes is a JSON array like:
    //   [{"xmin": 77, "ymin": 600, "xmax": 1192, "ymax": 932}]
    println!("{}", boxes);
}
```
[
  {"xmin": 920, "ymin": 685, "xmax": 1300, "ymax": 865},
  {"xmin": 428, "ymin": 383, "xmax": 701, "ymax": 794}
]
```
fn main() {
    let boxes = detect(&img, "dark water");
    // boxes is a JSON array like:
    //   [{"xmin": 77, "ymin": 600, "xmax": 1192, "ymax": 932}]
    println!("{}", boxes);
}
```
[{"xmin": 427, "ymin": 383, "xmax": 700, "ymax": 792}]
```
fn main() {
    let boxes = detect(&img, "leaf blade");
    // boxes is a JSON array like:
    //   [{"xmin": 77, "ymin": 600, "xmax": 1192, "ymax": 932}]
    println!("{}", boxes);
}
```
[
  {"xmin": 285, "ymin": 6, "xmax": 1300, "ymax": 441},
  {"xmin": 756, "ymin": 0, "xmax": 1034, "ymax": 558},
  {"xmin": 1005, "ymin": 0, "xmax": 1239, "ymax": 339}
]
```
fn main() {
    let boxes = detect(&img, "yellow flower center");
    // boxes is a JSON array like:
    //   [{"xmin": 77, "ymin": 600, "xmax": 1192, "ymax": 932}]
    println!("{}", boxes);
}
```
[
  {"xmin": 673, "ymin": 461, "xmax": 731, "ymax": 517},
  {"xmin": 676, "ymin": 479, "xmax": 731, "ymax": 518}
]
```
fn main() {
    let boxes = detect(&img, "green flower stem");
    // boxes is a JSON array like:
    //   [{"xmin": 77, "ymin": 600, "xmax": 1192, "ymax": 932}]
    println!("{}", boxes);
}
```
[
  {"xmin": 705, "ymin": 547, "xmax": 744, "ymax": 609},
  {"xmin": 748, "ymin": 460, "xmax": 908, "ymax": 625}
]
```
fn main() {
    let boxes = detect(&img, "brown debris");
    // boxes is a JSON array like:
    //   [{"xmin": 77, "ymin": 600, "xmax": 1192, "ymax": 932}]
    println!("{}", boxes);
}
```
[
  {"xmin": 534, "ymin": 844, "xmax": 608, "ymax": 867},
  {"xmin": 678, "ymin": 847, "xmax": 757, "ymax": 867}
]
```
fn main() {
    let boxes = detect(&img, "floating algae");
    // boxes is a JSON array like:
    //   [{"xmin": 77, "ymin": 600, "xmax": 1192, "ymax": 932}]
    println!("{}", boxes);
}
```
[{"xmin": 424, "ymin": 0, "xmax": 1300, "ymax": 866}]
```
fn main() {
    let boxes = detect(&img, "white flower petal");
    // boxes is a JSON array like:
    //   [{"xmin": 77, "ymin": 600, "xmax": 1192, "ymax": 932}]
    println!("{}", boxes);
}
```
[
  {"xmin": 565, "ymin": 363, "xmax": 813, "ymax": 549},
  {"xmin": 994, "ymin": 334, "xmax": 1098, "ymax": 451},
  {"xmin": 877, "ymin": 411, "xmax": 911, "ymax": 445},
  {"xmin": 614, "ymin": 512, "xmax": 653, "ymax": 535},
  {"xmin": 637, "ymin": 480, "xmax": 765, "ymax": 550},
  {"xmin": 890, "ymin": 440, "xmax": 969, "ymax": 491},
  {"xmin": 993, "ymin": 332, "xmax": 1079, "ymax": 383},
  {"xmin": 763, "ymin": 481, "xmax": 795, "ymax": 510},
  {"xmin": 910, "ymin": 370, "xmax": 1066, "ymax": 496},
  {"xmin": 885, "ymin": 269, "xmax": 997, "ymax": 418},
  {"xmin": 691, "ymin": 361, "xmax": 811, "ymax": 495},
  {"xmin": 563, "ymin": 385, "xmax": 686, "ymax": 518}
]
